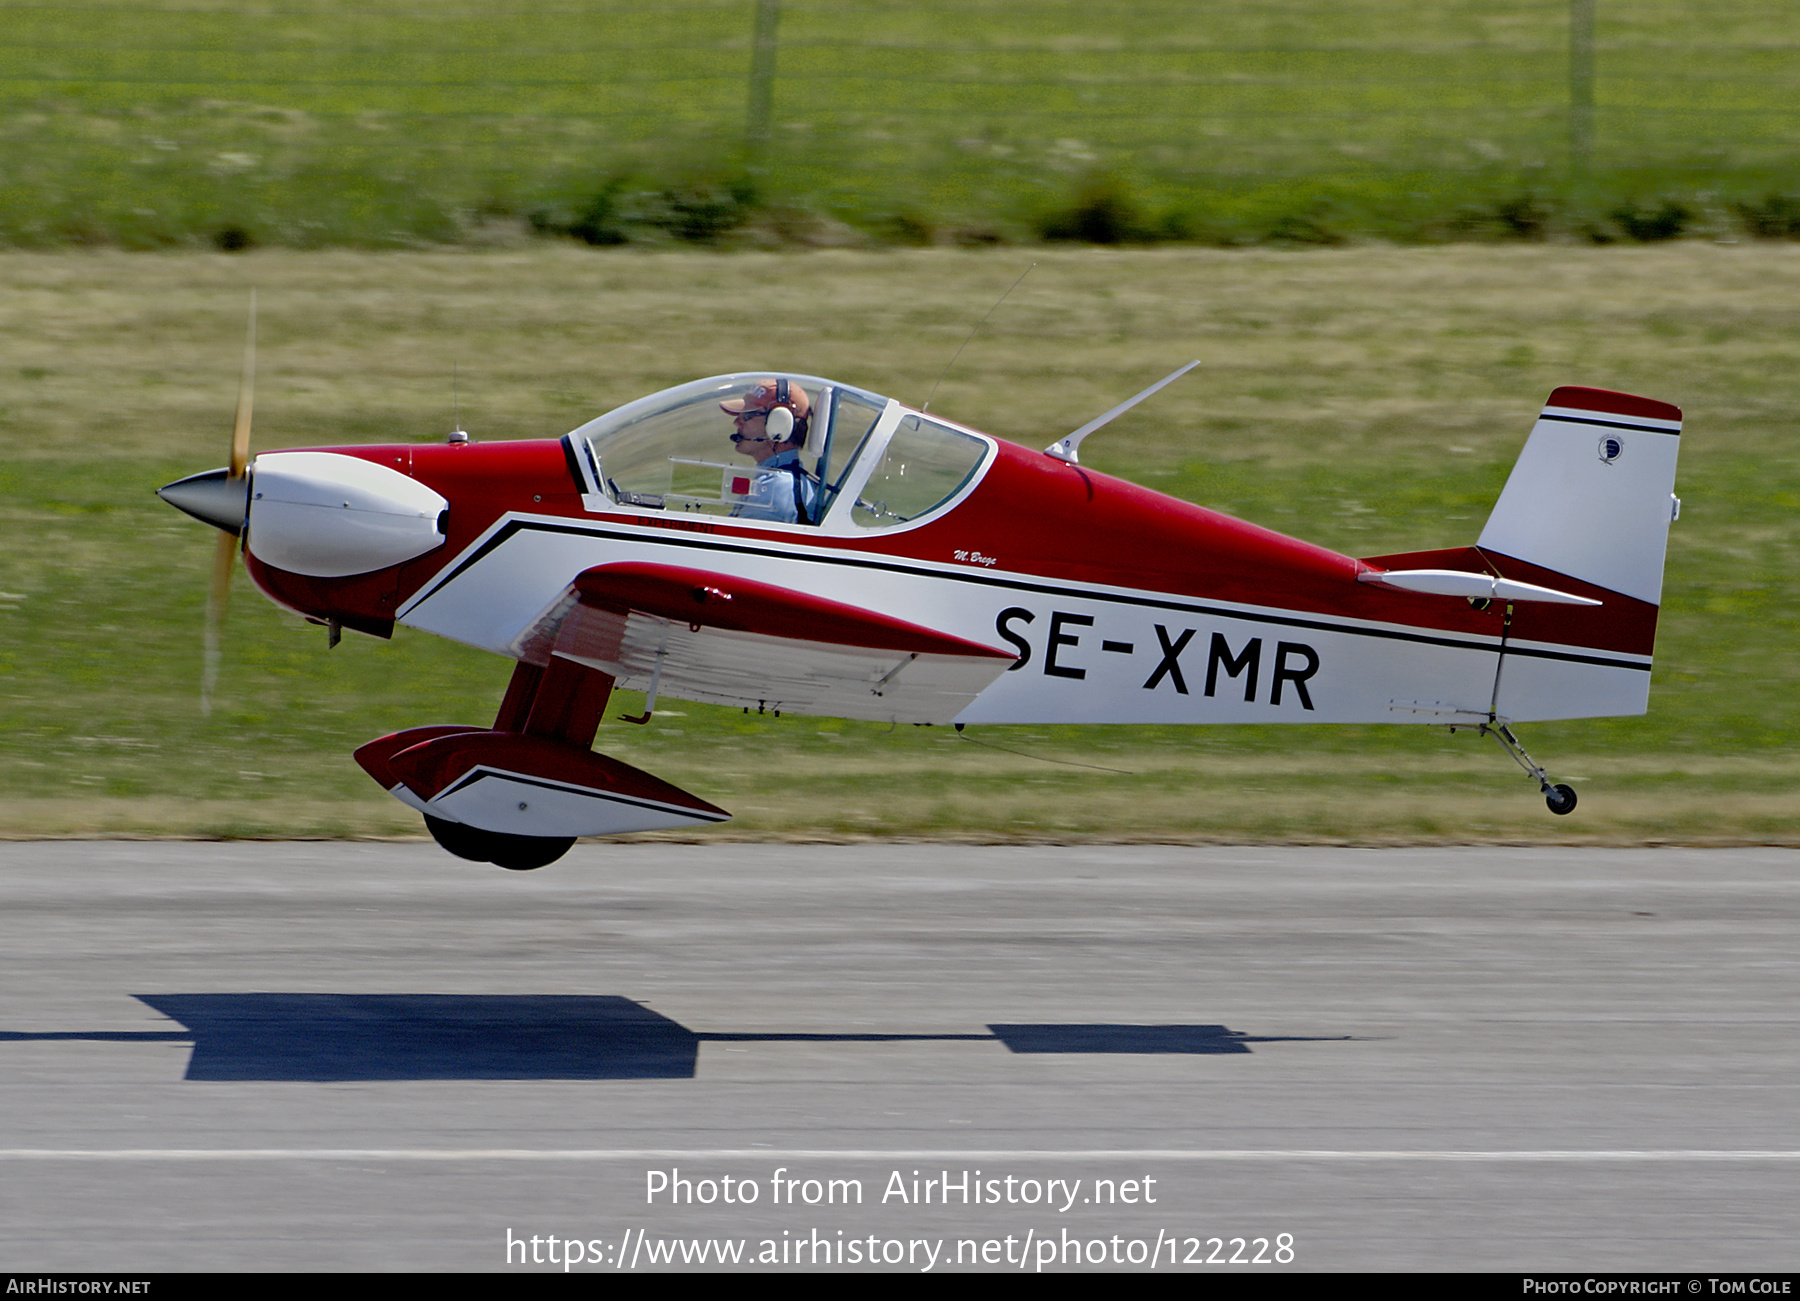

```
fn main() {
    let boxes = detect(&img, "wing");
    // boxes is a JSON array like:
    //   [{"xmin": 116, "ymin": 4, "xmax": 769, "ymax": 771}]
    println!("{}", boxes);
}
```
[{"xmin": 508, "ymin": 561, "xmax": 1016, "ymax": 723}]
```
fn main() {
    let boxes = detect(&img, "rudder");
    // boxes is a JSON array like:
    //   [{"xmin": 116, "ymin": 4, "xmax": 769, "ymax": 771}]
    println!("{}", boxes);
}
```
[{"xmin": 1477, "ymin": 386, "xmax": 1682, "ymax": 605}]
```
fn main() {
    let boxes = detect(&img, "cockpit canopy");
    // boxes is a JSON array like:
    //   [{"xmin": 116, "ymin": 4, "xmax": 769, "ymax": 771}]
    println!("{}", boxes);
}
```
[{"xmin": 564, "ymin": 373, "xmax": 993, "ymax": 531}]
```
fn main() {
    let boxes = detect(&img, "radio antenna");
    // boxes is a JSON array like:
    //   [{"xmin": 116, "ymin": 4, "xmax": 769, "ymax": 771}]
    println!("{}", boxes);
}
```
[
  {"xmin": 923, "ymin": 262, "xmax": 1034, "ymax": 413},
  {"xmin": 449, "ymin": 364, "xmax": 468, "ymax": 444}
]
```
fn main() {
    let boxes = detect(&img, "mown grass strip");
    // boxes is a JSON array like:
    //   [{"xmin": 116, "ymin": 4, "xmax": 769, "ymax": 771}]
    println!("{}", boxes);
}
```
[{"xmin": 0, "ymin": 244, "xmax": 1794, "ymax": 840}]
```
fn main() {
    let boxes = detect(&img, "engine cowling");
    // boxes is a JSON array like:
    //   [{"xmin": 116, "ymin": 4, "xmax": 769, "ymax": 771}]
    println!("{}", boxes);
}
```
[{"xmin": 247, "ymin": 451, "xmax": 447, "ymax": 578}]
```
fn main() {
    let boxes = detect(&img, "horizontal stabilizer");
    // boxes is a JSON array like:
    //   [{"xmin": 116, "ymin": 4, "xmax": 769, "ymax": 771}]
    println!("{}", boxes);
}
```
[{"xmin": 1356, "ymin": 568, "xmax": 1601, "ymax": 605}]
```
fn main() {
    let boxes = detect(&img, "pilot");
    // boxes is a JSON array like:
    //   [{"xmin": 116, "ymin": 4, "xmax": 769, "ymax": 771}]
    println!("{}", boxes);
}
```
[{"xmin": 721, "ymin": 378, "xmax": 819, "ymax": 525}]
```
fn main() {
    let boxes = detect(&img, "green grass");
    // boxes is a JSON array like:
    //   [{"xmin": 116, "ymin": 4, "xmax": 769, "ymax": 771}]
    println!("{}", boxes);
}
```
[
  {"xmin": 2, "ymin": 1, "xmax": 1799, "ymax": 248},
  {"xmin": 1, "ymin": 244, "xmax": 1797, "ymax": 840}
]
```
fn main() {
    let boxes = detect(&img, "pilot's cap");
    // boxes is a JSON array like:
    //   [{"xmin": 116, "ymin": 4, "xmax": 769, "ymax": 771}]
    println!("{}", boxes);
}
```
[{"xmin": 720, "ymin": 378, "xmax": 810, "ymax": 421}]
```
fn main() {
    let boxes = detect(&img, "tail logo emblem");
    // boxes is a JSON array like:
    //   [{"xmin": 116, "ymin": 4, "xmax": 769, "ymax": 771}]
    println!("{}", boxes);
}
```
[{"xmin": 1597, "ymin": 434, "xmax": 1624, "ymax": 464}]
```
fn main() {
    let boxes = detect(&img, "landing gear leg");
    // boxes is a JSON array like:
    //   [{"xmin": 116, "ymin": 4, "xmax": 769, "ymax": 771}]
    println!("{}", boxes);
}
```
[{"xmin": 1477, "ymin": 722, "xmax": 1577, "ymax": 815}]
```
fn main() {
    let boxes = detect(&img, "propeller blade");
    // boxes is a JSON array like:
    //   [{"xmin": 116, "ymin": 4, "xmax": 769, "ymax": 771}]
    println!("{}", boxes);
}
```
[
  {"xmin": 201, "ymin": 529, "xmax": 236, "ymax": 716},
  {"xmin": 228, "ymin": 289, "xmax": 255, "ymax": 479},
  {"xmin": 204, "ymin": 290, "xmax": 256, "ymax": 715}
]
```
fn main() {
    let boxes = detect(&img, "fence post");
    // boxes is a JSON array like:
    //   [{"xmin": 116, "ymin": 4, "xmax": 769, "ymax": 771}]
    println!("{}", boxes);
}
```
[
  {"xmin": 1569, "ymin": 0, "xmax": 1595, "ymax": 178},
  {"xmin": 746, "ymin": 0, "xmax": 781, "ymax": 166}
]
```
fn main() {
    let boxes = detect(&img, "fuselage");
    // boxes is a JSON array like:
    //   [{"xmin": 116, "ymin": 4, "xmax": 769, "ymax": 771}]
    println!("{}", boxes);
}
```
[{"xmin": 239, "ymin": 414, "xmax": 1654, "ymax": 728}]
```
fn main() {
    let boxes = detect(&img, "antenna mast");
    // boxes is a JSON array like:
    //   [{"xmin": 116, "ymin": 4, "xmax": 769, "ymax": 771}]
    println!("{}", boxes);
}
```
[{"xmin": 923, "ymin": 263, "xmax": 1034, "ymax": 413}]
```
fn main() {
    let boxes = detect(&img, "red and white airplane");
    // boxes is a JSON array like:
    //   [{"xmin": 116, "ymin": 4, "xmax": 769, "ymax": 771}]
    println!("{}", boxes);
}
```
[{"xmin": 159, "ymin": 365, "xmax": 1682, "ymax": 869}]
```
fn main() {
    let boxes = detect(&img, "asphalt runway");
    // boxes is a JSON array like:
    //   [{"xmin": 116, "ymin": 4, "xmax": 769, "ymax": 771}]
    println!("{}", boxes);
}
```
[{"xmin": 2, "ymin": 841, "xmax": 1797, "ymax": 1273}]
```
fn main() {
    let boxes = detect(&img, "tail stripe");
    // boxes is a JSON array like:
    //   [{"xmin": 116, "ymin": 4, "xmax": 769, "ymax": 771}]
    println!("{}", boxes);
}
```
[{"xmin": 1540, "ymin": 411, "xmax": 1680, "ymax": 437}]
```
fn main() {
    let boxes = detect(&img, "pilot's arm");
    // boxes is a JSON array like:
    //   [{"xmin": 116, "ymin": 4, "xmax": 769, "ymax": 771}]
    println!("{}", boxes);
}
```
[{"xmin": 731, "ymin": 465, "xmax": 799, "ymax": 523}]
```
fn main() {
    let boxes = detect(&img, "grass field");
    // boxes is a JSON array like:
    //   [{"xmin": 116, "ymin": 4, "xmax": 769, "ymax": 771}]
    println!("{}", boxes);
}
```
[
  {"xmin": 3, "ymin": 1, "xmax": 1799, "ymax": 248},
  {"xmin": 0, "ymin": 243, "xmax": 1795, "ymax": 842}
]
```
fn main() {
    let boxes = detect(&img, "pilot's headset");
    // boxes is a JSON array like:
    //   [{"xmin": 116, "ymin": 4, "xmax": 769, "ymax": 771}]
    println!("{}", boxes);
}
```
[
  {"xmin": 764, "ymin": 377, "xmax": 798, "ymax": 444},
  {"xmin": 727, "ymin": 378, "xmax": 814, "ymax": 453}
]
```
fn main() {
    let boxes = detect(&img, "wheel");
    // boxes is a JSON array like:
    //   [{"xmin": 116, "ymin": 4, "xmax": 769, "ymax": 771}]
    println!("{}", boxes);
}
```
[
  {"xmin": 484, "ymin": 832, "xmax": 576, "ymax": 872},
  {"xmin": 1545, "ymin": 784, "xmax": 1577, "ymax": 816},
  {"xmin": 425, "ymin": 814, "xmax": 573, "ymax": 870},
  {"xmin": 425, "ymin": 814, "xmax": 502, "ymax": 863}
]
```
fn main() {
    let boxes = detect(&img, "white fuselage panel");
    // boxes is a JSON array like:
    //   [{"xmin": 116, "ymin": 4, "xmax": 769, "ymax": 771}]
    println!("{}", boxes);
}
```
[{"xmin": 398, "ymin": 514, "xmax": 1647, "ymax": 725}]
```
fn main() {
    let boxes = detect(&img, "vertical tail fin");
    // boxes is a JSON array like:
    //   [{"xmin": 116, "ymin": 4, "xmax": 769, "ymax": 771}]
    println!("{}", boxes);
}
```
[{"xmin": 1477, "ymin": 387, "xmax": 1682, "ymax": 603}]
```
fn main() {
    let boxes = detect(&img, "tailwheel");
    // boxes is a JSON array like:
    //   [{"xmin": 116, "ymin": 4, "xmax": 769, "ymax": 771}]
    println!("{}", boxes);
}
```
[
  {"xmin": 424, "ymin": 814, "xmax": 575, "ymax": 870},
  {"xmin": 1475, "ymin": 722, "xmax": 1578, "ymax": 816}
]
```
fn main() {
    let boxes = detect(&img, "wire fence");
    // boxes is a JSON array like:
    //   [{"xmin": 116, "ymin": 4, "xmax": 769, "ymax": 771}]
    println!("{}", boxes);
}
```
[{"xmin": 2, "ymin": 0, "xmax": 1797, "ymax": 246}]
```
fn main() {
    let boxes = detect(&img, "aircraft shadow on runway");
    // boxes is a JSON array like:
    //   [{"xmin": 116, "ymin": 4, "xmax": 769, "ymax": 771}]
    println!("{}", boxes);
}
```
[{"xmin": 0, "ymin": 994, "xmax": 1342, "ymax": 1081}]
